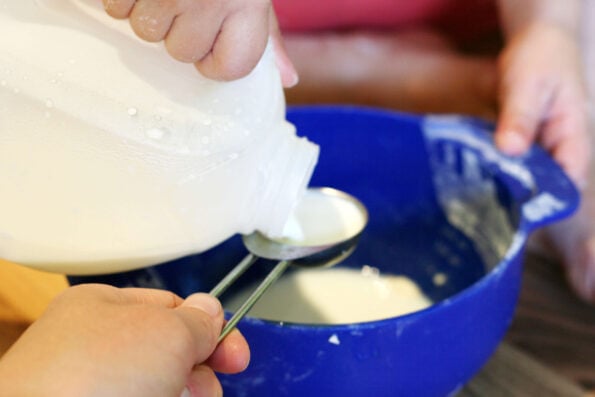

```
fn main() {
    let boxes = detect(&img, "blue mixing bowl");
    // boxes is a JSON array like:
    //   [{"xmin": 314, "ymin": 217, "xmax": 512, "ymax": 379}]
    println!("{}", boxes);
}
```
[{"xmin": 70, "ymin": 106, "xmax": 579, "ymax": 397}]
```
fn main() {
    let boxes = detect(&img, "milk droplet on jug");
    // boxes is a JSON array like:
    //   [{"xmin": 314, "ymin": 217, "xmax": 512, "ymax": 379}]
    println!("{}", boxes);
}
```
[
  {"xmin": 0, "ymin": 0, "xmax": 318, "ymax": 274},
  {"xmin": 145, "ymin": 128, "xmax": 166, "ymax": 140}
]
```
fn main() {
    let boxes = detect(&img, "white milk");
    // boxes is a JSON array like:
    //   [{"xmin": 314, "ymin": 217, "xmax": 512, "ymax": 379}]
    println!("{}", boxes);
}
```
[
  {"xmin": 0, "ymin": 0, "xmax": 318, "ymax": 274},
  {"xmin": 277, "ymin": 188, "xmax": 367, "ymax": 245},
  {"xmin": 224, "ymin": 181, "xmax": 429, "ymax": 324},
  {"xmin": 224, "ymin": 266, "xmax": 432, "ymax": 324}
]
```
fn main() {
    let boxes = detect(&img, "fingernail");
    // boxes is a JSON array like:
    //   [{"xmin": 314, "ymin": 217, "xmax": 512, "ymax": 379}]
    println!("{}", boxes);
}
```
[
  {"xmin": 182, "ymin": 293, "xmax": 221, "ymax": 318},
  {"xmin": 497, "ymin": 130, "xmax": 527, "ymax": 156},
  {"xmin": 180, "ymin": 387, "xmax": 191, "ymax": 397},
  {"xmin": 282, "ymin": 70, "xmax": 299, "ymax": 88}
]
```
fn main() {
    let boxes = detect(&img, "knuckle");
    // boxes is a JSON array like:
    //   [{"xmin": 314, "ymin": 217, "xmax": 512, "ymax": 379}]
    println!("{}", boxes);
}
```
[
  {"xmin": 166, "ymin": 41, "xmax": 203, "ymax": 63},
  {"xmin": 173, "ymin": 308, "xmax": 219, "ymax": 354},
  {"xmin": 103, "ymin": 0, "xmax": 132, "ymax": 18},
  {"xmin": 217, "ymin": 64, "xmax": 253, "ymax": 81},
  {"xmin": 130, "ymin": 16, "xmax": 166, "ymax": 42},
  {"xmin": 209, "ymin": 55, "xmax": 258, "ymax": 81}
]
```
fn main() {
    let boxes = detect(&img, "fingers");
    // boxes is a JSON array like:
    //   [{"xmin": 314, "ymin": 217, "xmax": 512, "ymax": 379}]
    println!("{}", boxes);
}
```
[
  {"xmin": 119, "ymin": 290, "xmax": 250, "ymax": 374},
  {"xmin": 177, "ymin": 295, "xmax": 250, "ymax": 396},
  {"xmin": 103, "ymin": 0, "xmax": 273, "ymax": 81},
  {"xmin": 205, "ymin": 328, "xmax": 250, "ymax": 374},
  {"xmin": 129, "ymin": 1, "xmax": 179, "ymax": 43},
  {"xmin": 175, "ymin": 293, "xmax": 225, "ymax": 363},
  {"xmin": 178, "ymin": 295, "xmax": 250, "ymax": 374},
  {"xmin": 165, "ymin": 9, "xmax": 222, "ymax": 64},
  {"xmin": 185, "ymin": 365, "xmax": 223, "ymax": 397},
  {"xmin": 494, "ymin": 73, "xmax": 553, "ymax": 157},
  {"xmin": 539, "ymin": 99, "xmax": 591, "ymax": 187},
  {"xmin": 102, "ymin": 0, "xmax": 135, "ymax": 19},
  {"xmin": 494, "ymin": 24, "xmax": 591, "ymax": 188},
  {"xmin": 268, "ymin": 7, "xmax": 299, "ymax": 87},
  {"xmin": 495, "ymin": 66, "xmax": 590, "ymax": 187},
  {"xmin": 194, "ymin": 2, "xmax": 270, "ymax": 81}
]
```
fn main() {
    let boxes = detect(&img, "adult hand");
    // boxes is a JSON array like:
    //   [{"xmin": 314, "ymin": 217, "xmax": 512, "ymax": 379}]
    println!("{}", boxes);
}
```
[{"xmin": 0, "ymin": 284, "xmax": 250, "ymax": 397}]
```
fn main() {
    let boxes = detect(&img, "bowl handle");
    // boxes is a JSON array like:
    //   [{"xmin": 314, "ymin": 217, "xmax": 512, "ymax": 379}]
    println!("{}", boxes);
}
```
[
  {"xmin": 422, "ymin": 115, "xmax": 580, "ymax": 232},
  {"xmin": 516, "ymin": 144, "xmax": 580, "ymax": 231}
]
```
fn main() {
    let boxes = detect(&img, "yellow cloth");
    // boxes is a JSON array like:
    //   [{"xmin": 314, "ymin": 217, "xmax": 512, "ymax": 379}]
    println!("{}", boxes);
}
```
[{"xmin": 0, "ymin": 259, "xmax": 68, "ymax": 355}]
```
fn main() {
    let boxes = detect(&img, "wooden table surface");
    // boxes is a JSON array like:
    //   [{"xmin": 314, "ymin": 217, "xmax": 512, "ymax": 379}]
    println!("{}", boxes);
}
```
[
  {"xmin": 460, "ymin": 252, "xmax": 595, "ymax": 396},
  {"xmin": 1, "ymin": 253, "xmax": 594, "ymax": 395}
]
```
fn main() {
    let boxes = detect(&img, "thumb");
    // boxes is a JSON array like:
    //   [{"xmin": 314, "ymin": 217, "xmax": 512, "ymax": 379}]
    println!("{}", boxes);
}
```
[
  {"xmin": 268, "ymin": 7, "xmax": 298, "ymax": 88},
  {"xmin": 494, "ymin": 74, "xmax": 554, "ymax": 156},
  {"xmin": 175, "ymin": 293, "xmax": 224, "ymax": 363}
]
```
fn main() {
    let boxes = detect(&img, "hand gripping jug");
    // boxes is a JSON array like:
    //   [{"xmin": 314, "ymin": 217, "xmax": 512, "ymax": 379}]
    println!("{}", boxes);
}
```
[{"xmin": 0, "ymin": 0, "xmax": 319, "ymax": 274}]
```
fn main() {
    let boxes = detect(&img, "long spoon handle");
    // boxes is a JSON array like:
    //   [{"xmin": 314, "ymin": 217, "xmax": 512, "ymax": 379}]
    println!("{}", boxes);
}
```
[
  {"xmin": 218, "ymin": 260, "xmax": 291, "ymax": 342},
  {"xmin": 209, "ymin": 253, "xmax": 258, "ymax": 298}
]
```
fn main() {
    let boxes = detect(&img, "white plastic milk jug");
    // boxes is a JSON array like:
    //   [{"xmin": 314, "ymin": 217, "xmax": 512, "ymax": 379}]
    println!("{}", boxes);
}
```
[{"xmin": 0, "ymin": 0, "xmax": 319, "ymax": 274}]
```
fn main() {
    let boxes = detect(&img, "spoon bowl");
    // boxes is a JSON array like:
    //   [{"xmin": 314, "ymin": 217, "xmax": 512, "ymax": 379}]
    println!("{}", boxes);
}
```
[
  {"xmin": 244, "ymin": 231, "xmax": 360, "ymax": 268},
  {"xmin": 243, "ymin": 187, "xmax": 368, "ymax": 267},
  {"xmin": 211, "ymin": 187, "xmax": 368, "ymax": 340}
]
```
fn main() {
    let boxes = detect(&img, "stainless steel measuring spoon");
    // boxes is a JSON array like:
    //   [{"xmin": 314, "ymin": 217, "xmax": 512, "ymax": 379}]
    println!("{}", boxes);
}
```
[{"xmin": 210, "ymin": 187, "xmax": 368, "ymax": 341}]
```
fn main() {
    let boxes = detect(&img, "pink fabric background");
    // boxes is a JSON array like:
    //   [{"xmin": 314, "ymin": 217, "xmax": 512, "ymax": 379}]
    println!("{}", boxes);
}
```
[{"xmin": 273, "ymin": 0, "xmax": 499, "ymax": 41}]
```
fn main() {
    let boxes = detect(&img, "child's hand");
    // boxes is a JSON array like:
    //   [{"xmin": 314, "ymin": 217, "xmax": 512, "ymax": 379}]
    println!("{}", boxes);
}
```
[
  {"xmin": 494, "ymin": 22, "xmax": 591, "ymax": 188},
  {"xmin": 0, "ymin": 284, "xmax": 249, "ymax": 397},
  {"xmin": 102, "ymin": 0, "xmax": 298, "ymax": 86}
]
